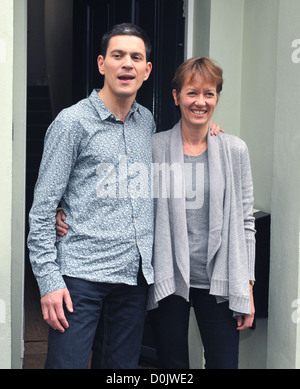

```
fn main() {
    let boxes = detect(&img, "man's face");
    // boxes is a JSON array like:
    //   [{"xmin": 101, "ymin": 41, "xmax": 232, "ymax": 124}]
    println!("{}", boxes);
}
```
[{"xmin": 98, "ymin": 35, "xmax": 152, "ymax": 99}]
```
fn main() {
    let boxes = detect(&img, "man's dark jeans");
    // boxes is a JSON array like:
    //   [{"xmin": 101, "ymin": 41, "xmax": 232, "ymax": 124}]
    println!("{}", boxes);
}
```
[{"xmin": 45, "ymin": 274, "xmax": 148, "ymax": 369}]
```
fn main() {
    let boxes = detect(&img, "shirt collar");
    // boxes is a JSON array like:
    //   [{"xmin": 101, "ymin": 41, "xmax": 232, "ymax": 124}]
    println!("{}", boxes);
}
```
[{"xmin": 89, "ymin": 89, "xmax": 140, "ymax": 121}]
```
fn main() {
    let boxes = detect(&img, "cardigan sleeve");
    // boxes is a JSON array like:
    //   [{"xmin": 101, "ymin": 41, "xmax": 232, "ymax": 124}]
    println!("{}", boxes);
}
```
[{"xmin": 240, "ymin": 142, "xmax": 256, "ymax": 281}]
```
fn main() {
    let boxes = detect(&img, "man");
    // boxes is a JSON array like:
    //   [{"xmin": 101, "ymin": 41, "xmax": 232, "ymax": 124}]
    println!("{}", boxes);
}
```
[{"xmin": 28, "ymin": 23, "xmax": 155, "ymax": 369}]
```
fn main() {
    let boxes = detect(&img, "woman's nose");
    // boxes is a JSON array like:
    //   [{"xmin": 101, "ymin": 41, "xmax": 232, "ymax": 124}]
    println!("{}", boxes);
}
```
[{"xmin": 195, "ymin": 94, "xmax": 206, "ymax": 106}]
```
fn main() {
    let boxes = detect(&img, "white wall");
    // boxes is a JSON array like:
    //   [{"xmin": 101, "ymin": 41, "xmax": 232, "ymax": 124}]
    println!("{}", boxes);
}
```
[
  {"xmin": 0, "ymin": 0, "xmax": 299, "ymax": 370},
  {"xmin": 11, "ymin": 0, "xmax": 27, "ymax": 369},
  {"xmin": 267, "ymin": 0, "xmax": 300, "ymax": 369},
  {"xmin": 240, "ymin": 0, "xmax": 300, "ymax": 369},
  {"xmin": 188, "ymin": 0, "xmax": 300, "ymax": 369},
  {"xmin": 209, "ymin": 0, "xmax": 244, "ymax": 137},
  {"xmin": 238, "ymin": 0, "xmax": 279, "ymax": 368},
  {"xmin": 0, "ymin": 0, "xmax": 14, "ymax": 369},
  {"xmin": 240, "ymin": 0, "xmax": 279, "ymax": 213},
  {"xmin": 0, "ymin": 0, "xmax": 27, "ymax": 369},
  {"xmin": 186, "ymin": 0, "xmax": 244, "ymax": 137}
]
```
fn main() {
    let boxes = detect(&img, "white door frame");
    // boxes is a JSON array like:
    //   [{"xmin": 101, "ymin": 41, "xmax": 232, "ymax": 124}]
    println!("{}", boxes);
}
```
[{"xmin": 11, "ymin": 0, "xmax": 27, "ymax": 369}]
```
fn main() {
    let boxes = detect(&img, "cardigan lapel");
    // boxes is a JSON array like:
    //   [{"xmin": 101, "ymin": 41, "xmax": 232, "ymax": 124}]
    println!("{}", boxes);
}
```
[
  {"xmin": 206, "ymin": 132, "xmax": 225, "ymax": 274},
  {"xmin": 168, "ymin": 122, "xmax": 190, "ymax": 281}
]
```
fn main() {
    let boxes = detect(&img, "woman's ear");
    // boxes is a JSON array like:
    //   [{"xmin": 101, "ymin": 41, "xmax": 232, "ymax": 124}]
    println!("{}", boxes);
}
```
[{"xmin": 172, "ymin": 89, "xmax": 179, "ymax": 106}]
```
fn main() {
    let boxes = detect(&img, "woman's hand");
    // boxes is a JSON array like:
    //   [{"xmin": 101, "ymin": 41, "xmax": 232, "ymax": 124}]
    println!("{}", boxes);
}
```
[
  {"xmin": 56, "ymin": 209, "xmax": 69, "ymax": 237},
  {"xmin": 237, "ymin": 284, "xmax": 255, "ymax": 330}
]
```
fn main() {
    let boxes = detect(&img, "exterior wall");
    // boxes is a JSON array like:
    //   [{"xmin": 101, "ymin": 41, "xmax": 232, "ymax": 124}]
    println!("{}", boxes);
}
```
[
  {"xmin": 209, "ymin": 0, "xmax": 244, "ymax": 137},
  {"xmin": 0, "ymin": 0, "xmax": 14, "ymax": 369},
  {"xmin": 239, "ymin": 0, "xmax": 300, "ymax": 369},
  {"xmin": 267, "ymin": 0, "xmax": 300, "ymax": 369},
  {"xmin": 0, "ymin": 0, "xmax": 27, "ymax": 369},
  {"xmin": 240, "ymin": 0, "xmax": 278, "ymax": 214},
  {"xmin": 11, "ymin": 0, "xmax": 27, "ymax": 369},
  {"xmin": 0, "ymin": 0, "xmax": 299, "ymax": 369},
  {"xmin": 188, "ymin": 0, "xmax": 300, "ymax": 369},
  {"xmin": 239, "ymin": 0, "xmax": 279, "ymax": 369}
]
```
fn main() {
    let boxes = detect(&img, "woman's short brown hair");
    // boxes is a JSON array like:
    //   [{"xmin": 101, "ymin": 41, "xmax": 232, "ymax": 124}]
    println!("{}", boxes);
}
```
[{"xmin": 172, "ymin": 57, "xmax": 223, "ymax": 96}]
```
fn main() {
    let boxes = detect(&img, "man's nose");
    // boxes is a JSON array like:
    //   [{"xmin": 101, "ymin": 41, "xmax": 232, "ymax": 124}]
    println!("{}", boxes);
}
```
[{"xmin": 122, "ymin": 55, "xmax": 133, "ymax": 68}]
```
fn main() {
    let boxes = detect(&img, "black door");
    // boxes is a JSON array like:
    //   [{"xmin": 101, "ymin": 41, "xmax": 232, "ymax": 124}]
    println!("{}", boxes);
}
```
[{"xmin": 72, "ymin": 0, "xmax": 185, "ymax": 132}]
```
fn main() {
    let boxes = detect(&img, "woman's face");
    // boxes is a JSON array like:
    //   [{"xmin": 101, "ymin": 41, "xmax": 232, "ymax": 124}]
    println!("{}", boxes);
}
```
[{"xmin": 173, "ymin": 75, "xmax": 218, "ymax": 131}]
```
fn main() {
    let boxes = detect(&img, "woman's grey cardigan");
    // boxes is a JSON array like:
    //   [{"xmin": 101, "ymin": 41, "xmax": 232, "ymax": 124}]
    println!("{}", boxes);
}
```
[{"xmin": 147, "ymin": 121, "xmax": 256, "ymax": 316}]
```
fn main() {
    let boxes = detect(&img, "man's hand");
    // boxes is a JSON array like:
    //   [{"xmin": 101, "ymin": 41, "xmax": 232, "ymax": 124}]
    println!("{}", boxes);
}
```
[
  {"xmin": 41, "ymin": 288, "xmax": 73, "ymax": 333},
  {"xmin": 210, "ymin": 120, "xmax": 225, "ymax": 136},
  {"xmin": 56, "ymin": 210, "xmax": 69, "ymax": 237}
]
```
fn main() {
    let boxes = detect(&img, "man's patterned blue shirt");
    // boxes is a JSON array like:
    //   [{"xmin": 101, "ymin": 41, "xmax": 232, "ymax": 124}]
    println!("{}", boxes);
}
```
[{"xmin": 28, "ymin": 90, "xmax": 155, "ymax": 297}]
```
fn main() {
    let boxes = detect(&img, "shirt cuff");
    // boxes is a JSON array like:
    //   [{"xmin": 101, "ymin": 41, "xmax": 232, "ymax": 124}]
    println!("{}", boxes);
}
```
[{"xmin": 37, "ymin": 271, "xmax": 67, "ymax": 297}]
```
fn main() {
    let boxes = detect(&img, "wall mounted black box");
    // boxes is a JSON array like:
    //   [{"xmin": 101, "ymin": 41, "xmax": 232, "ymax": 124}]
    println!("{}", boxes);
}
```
[{"xmin": 253, "ymin": 211, "xmax": 271, "ymax": 318}]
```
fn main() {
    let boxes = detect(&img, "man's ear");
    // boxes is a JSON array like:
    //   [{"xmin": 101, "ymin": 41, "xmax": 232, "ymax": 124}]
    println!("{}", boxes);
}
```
[
  {"xmin": 97, "ymin": 55, "xmax": 105, "ymax": 76},
  {"xmin": 143, "ymin": 62, "xmax": 153, "ymax": 81}
]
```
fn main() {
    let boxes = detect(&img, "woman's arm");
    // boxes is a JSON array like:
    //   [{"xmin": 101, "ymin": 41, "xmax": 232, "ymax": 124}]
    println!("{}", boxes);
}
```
[{"xmin": 56, "ymin": 209, "xmax": 69, "ymax": 237}]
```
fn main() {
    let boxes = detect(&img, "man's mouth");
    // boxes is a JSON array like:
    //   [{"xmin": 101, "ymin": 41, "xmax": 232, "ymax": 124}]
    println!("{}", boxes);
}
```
[{"xmin": 118, "ymin": 74, "xmax": 135, "ymax": 81}]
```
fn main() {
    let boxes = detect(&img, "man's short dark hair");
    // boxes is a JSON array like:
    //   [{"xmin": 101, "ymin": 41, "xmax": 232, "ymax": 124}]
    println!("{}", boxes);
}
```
[{"xmin": 101, "ymin": 23, "xmax": 152, "ymax": 61}]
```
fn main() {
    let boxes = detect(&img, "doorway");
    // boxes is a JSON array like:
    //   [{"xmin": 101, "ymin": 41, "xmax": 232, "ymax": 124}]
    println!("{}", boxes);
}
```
[{"xmin": 24, "ymin": 0, "xmax": 185, "ymax": 368}]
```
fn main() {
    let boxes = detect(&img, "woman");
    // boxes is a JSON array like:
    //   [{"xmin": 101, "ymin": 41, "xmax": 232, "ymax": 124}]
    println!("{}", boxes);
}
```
[
  {"xmin": 56, "ymin": 57, "xmax": 255, "ymax": 369},
  {"xmin": 147, "ymin": 57, "xmax": 255, "ymax": 369}
]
